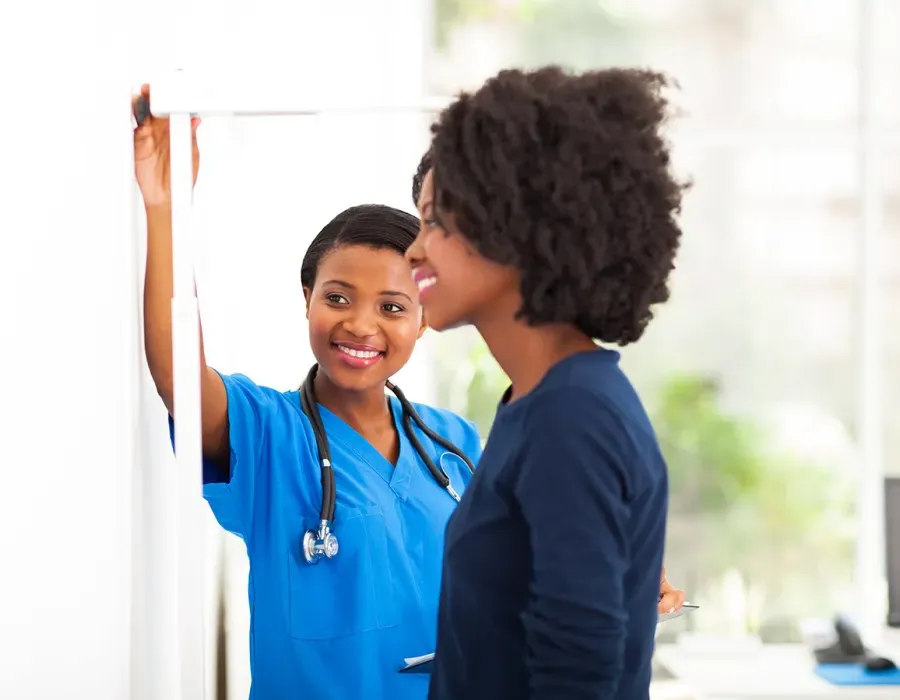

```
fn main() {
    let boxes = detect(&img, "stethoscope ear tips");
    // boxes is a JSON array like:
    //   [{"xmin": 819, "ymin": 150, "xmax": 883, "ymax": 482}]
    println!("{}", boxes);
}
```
[{"xmin": 303, "ymin": 521, "xmax": 340, "ymax": 564}]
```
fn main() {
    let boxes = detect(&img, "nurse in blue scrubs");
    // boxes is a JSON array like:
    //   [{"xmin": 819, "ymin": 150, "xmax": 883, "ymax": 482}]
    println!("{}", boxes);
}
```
[{"xmin": 133, "ymin": 86, "xmax": 482, "ymax": 700}]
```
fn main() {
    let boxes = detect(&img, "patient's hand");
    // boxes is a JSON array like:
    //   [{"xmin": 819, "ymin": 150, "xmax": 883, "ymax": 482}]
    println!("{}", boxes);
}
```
[{"xmin": 657, "ymin": 566, "xmax": 686, "ymax": 614}]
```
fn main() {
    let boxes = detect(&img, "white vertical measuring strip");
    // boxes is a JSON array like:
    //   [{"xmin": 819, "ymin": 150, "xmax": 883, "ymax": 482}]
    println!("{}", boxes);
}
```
[
  {"xmin": 136, "ymin": 197, "xmax": 182, "ymax": 700},
  {"xmin": 169, "ymin": 111, "xmax": 206, "ymax": 700},
  {"xmin": 855, "ymin": 0, "xmax": 886, "ymax": 644}
]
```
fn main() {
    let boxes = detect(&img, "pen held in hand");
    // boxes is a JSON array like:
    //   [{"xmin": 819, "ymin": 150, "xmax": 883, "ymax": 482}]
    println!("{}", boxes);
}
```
[{"xmin": 134, "ymin": 95, "xmax": 151, "ymax": 126}]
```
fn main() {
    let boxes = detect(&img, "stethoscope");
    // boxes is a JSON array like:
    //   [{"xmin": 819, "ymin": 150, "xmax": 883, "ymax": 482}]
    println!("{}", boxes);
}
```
[{"xmin": 298, "ymin": 364, "xmax": 477, "ymax": 565}]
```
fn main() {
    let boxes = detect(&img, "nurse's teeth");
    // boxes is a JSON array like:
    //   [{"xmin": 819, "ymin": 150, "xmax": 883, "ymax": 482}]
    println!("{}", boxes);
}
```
[
  {"xmin": 337, "ymin": 345, "xmax": 381, "ymax": 359},
  {"xmin": 417, "ymin": 276, "xmax": 437, "ymax": 292}
]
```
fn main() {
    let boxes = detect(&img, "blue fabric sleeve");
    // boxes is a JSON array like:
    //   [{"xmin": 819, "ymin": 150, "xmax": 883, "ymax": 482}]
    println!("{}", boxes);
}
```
[
  {"xmin": 168, "ymin": 372, "xmax": 283, "ymax": 541},
  {"xmin": 511, "ymin": 388, "xmax": 631, "ymax": 699}
]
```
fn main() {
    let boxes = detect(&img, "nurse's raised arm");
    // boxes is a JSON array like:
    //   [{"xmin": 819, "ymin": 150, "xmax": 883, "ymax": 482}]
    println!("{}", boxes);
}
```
[
  {"xmin": 133, "ymin": 84, "xmax": 229, "ymax": 468},
  {"xmin": 134, "ymin": 86, "xmax": 284, "ymax": 540}
]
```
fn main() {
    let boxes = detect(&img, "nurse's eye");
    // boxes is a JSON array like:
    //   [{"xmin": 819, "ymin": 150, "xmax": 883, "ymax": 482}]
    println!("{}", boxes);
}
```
[
  {"xmin": 325, "ymin": 293, "xmax": 349, "ymax": 305},
  {"xmin": 382, "ymin": 302, "xmax": 405, "ymax": 314}
]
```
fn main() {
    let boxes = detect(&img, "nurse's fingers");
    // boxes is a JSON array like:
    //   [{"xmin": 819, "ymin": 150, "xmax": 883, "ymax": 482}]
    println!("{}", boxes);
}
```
[{"xmin": 658, "ymin": 588, "xmax": 686, "ymax": 614}]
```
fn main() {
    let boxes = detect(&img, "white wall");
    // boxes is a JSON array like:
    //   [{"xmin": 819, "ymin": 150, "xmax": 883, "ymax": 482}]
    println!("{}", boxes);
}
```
[
  {"xmin": 1, "ymin": 2, "xmax": 433, "ymax": 699},
  {"xmin": 0, "ymin": 1, "xmax": 137, "ymax": 698}
]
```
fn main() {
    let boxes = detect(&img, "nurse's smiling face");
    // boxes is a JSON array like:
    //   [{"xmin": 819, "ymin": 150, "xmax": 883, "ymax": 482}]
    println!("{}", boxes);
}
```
[{"xmin": 304, "ymin": 244, "xmax": 425, "ymax": 392}]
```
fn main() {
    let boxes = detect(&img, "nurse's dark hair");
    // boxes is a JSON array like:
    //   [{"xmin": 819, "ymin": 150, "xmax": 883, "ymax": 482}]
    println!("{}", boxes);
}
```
[
  {"xmin": 424, "ymin": 66, "xmax": 687, "ymax": 345},
  {"xmin": 300, "ymin": 204, "xmax": 420, "ymax": 289}
]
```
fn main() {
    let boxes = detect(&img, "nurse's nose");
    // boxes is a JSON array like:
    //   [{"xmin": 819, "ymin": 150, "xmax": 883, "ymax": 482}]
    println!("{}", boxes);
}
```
[{"xmin": 341, "ymin": 308, "xmax": 379, "ymax": 339}]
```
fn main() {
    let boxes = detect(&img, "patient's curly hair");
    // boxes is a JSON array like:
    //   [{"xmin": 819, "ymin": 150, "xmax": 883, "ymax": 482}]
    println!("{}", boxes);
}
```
[
  {"xmin": 423, "ymin": 66, "xmax": 687, "ymax": 345},
  {"xmin": 412, "ymin": 149, "xmax": 431, "ymax": 205}
]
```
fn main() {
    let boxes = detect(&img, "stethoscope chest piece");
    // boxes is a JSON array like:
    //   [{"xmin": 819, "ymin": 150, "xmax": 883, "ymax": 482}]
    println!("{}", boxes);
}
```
[{"xmin": 303, "ymin": 520, "xmax": 339, "ymax": 564}]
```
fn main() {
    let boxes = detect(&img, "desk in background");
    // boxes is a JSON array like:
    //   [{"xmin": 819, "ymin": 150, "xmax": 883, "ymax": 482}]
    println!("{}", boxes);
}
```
[{"xmin": 655, "ymin": 633, "xmax": 900, "ymax": 700}]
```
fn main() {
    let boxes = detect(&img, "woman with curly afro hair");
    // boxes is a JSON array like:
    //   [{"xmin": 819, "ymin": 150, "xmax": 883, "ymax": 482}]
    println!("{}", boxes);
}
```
[{"xmin": 406, "ymin": 66, "xmax": 686, "ymax": 700}]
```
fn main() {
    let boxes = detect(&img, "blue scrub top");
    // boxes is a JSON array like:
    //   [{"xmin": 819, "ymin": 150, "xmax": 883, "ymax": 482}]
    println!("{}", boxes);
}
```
[{"xmin": 177, "ymin": 372, "xmax": 482, "ymax": 700}]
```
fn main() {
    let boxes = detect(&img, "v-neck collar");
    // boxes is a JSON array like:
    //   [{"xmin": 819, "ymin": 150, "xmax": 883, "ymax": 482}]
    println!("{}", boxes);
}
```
[{"xmin": 315, "ymin": 395, "xmax": 420, "ymax": 502}]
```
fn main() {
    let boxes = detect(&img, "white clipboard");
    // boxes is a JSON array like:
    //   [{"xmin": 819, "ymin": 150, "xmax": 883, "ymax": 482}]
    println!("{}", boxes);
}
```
[
  {"xmin": 399, "ymin": 653, "xmax": 435, "ymax": 674},
  {"xmin": 658, "ymin": 603, "xmax": 699, "ymax": 623}
]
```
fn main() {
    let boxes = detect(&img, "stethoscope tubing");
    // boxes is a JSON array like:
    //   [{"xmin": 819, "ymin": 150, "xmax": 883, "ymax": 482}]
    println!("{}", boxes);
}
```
[{"xmin": 298, "ymin": 365, "xmax": 475, "ymax": 563}]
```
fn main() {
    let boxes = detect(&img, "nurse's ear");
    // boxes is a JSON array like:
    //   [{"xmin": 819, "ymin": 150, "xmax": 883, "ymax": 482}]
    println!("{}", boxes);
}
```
[
  {"xmin": 417, "ymin": 310, "xmax": 428, "ymax": 340},
  {"xmin": 303, "ymin": 286, "xmax": 312, "ymax": 319}
]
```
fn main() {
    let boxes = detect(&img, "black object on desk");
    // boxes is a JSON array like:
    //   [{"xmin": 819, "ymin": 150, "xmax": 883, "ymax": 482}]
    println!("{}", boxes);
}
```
[
  {"xmin": 812, "ymin": 614, "xmax": 896, "ymax": 671},
  {"xmin": 865, "ymin": 655, "xmax": 897, "ymax": 672}
]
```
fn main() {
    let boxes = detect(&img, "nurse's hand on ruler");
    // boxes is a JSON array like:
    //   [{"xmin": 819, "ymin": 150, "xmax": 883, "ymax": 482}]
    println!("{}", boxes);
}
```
[
  {"xmin": 133, "ymin": 83, "xmax": 202, "ymax": 208},
  {"xmin": 657, "ymin": 565, "xmax": 686, "ymax": 614},
  {"xmin": 135, "ymin": 82, "xmax": 230, "ymax": 466}
]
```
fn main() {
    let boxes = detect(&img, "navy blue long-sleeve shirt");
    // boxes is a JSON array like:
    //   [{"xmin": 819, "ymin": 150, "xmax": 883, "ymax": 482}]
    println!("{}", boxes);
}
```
[{"xmin": 428, "ymin": 348, "xmax": 668, "ymax": 700}]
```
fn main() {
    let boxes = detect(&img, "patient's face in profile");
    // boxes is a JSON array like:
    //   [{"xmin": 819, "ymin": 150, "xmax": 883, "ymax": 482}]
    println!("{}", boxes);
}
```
[{"xmin": 407, "ymin": 170, "xmax": 518, "ymax": 332}]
